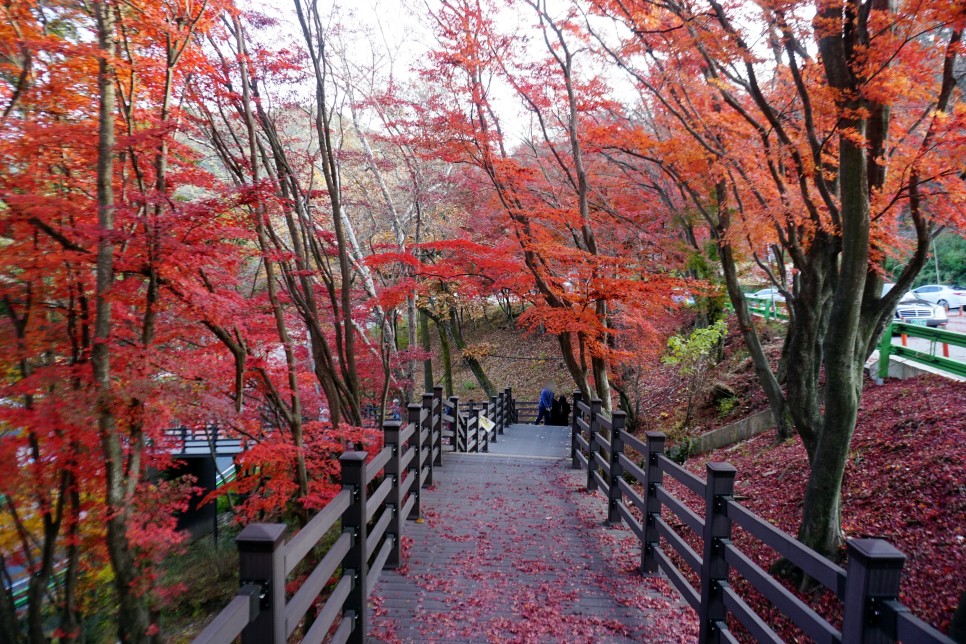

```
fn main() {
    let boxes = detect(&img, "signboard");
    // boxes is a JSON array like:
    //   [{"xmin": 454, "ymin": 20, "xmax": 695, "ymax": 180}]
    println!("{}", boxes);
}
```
[{"xmin": 479, "ymin": 415, "xmax": 495, "ymax": 432}]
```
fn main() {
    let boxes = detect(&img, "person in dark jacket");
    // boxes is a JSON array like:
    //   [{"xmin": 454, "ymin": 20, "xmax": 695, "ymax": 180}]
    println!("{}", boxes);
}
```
[
  {"xmin": 553, "ymin": 394, "xmax": 571, "ymax": 426},
  {"xmin": 535, "ymin": 384, "xmax": 554, "ymax": 424}
]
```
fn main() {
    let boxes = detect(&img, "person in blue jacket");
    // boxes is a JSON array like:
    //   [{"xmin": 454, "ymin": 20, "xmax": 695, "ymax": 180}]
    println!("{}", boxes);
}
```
[{"xmin": 535, "ymin": 384, "xmax": 555, "ymax": 425}]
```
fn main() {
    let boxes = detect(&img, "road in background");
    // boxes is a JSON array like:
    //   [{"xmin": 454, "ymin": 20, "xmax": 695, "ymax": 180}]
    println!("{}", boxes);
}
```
[{"xmin": 892, "ymin": 308, "xmax": 966, "ymax": 363}]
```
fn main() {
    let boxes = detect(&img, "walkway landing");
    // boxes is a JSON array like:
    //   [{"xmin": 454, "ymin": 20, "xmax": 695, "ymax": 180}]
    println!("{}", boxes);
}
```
[{"xmin": 369, "ymin": 424, "xmax": 695, "ymax": 643}]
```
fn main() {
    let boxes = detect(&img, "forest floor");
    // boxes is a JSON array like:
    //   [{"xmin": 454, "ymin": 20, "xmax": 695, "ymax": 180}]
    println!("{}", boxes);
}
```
[
  {"xmin": 426, "ymin": 310, "xmax": 573, "ymax": 403},
  {"xmin": 674, "ymin": 373, "xmax": 965, "ymax": 639}
]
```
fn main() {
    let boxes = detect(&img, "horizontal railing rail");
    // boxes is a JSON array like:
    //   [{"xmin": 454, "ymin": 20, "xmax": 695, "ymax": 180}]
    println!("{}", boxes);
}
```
[
  {"xmin": 513, "ymin": 400, "xmax": 539, "ymax": 423},
  {"xmin": 569, "ymin": 395, "xmax": 955, "ymax": 644},
  {"xmin": 878, "ymin": 322, "xmax": 966, "ymax": 379},
  {"xmin": 193, "ymin": 384, "xmax": 499, "ymax": 644}
]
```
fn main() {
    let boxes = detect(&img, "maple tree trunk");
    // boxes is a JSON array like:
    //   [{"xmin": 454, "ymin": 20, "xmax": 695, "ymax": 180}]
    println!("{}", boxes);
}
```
[
  {"xmin": 543, "ymin": 4, "xmax": 614, "ymax": 413},
  {"xmin": 292, "ymin": 0, "xmax": 363, "ymax": 426},
  {"xmin": 232, "ymin": 17, "xmax": 309, "ymax": 498},
  {"xmin": 377, "ymin": 313, "xmax": 393, "ymax": 425},
  {"xmin": 438, "ymin": 322, "xmax": 454, "ymax": 397},
  {"xmin": 92, "ymin": 3, "xmax": 152, "ymax": 639},
  {"xmin": 60, "ymin": 483, "xmax": 82, "ymax": 641},
  {"xmin": 420, "ymin": 309, "xmax": 433, "ymax": 392},
  {"xmin": 0, "ymin": 565, "xmax": 16, "ymax": 643},
  {"xmin": 715, "ymin": 199, "xmax": 792, "ymax": 443},
  {"xmin": 406, "ymin": 296, "xmax": 418, "ymax": 402},
  {"xmin": 798, "ymin": 123, "xmax": 869, "ymax": 555},
  {"xmin": 430, "ymin": 307, "xmax": 495, "ymax": 398},
  {"xmin": 559, "ymin": 332, "xmax": 592, "ymax": 403}
]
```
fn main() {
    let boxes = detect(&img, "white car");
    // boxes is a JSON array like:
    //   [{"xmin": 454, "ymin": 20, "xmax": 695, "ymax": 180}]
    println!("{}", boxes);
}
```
[
  {"xmin": 882, "ymin": 283, "xmax": 948, "ymax": 328},
  {"xmin": 894, "ymin": 294, "xmax": 948, "ymax": 328},
  {"xmin": 912, "ymin": 284, "xmax": 966, "ymax": 310},
  {"xmin": 749, "ymin": 287, "xmax": 786, "ymax": 302}
]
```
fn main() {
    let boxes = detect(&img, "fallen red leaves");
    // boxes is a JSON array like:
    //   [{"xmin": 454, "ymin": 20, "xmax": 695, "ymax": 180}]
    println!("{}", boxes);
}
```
[
  {"xmin": 369, "ymin": 458, "xmax": 697, "ymax": 642},
  {"xmin": 682, "ymin": 374, "xmax": 965, "ymax": 638}
]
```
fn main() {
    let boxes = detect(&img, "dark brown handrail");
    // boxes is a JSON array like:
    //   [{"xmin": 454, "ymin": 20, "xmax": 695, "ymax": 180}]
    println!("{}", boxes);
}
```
[
  {"xmin": 568, "ymin": 392, "xmax": 955, "ymax": 644},
  {"xmin": 192, "ymin": 385, "xmax": 496, "ymax": 644}
]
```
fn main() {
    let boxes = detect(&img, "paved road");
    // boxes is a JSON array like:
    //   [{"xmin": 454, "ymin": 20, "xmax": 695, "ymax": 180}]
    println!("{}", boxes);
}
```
[
  {"xmin": 369, "ymin": 425, "xmax": 695, "ymax": 643},
  {"xmin": 891, "ymin": 311, "xmax": 966, "ymax": 364}
]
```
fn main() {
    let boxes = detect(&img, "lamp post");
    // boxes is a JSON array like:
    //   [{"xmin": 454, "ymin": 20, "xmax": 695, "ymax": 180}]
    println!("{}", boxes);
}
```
[{"xmin": 932, "ymin": 235, "xmax": 941, "ymax": 284}]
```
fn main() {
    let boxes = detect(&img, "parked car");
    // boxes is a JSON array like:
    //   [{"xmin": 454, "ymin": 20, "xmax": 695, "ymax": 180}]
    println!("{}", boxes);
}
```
[
  {"xmin": 749, "ymin": 287, "xmax": 786, "ymax": 302},
  {"xmin": 894, "ymin": 290, "xmax": 948, "ymax": 328},
  {"xmin": 911, "ymin": 284, "xmax": 966, "ymax": 310}
]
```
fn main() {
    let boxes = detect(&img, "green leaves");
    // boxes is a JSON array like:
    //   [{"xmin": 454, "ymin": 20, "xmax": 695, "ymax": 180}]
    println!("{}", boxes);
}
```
[{"xmin": 663, "ymin": 319, "xmax": 727, "ymax": 376}]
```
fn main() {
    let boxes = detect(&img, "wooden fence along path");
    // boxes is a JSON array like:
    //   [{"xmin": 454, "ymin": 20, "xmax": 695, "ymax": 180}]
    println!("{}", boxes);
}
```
[
  {"xmin": 194, "ymin": 387, "xmax": 955, "ymax": 643},
  {"xmin": 193, "ymin": 387, "xmax": 514, "ymax": 644},
  {"xmin": 568, "ymin": 392, "xmax": 955, "ymax": 644}
]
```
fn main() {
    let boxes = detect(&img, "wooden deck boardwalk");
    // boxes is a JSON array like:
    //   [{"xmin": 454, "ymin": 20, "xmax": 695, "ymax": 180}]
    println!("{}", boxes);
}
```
[{"xmin": 369, "ymin": 423, "xmax": 695, "ymax": 643}]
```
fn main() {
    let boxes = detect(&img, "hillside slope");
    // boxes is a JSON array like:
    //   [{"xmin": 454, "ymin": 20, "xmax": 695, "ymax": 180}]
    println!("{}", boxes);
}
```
[
  {"xmin": 682, "ymin": 374, "xmax": 965, "ymax": 636},
  {"xmin": 426, "ymin": 313, "xmax": 573, "ymax": 403}
]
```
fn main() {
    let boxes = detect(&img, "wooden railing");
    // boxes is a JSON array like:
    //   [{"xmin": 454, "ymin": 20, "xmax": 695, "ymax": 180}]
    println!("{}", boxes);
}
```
[
  {"xmin": 164, "ymin": 424, "xmax": 244, "ymax": 456},
  {"xmin": 570, "ymin": 391, "xmax": 955, "ymax": 644},
  {"xmin": 448, "ymin": 387, "xmax": 515, "ymax": 453},
  {"xmin": 878, "ymin": 322, "xmax": 966, "ymax": 379},
  {"xmin": 512, "ymin": 399, "xmax": 539, "ymax": 423},
  {"xmin": 193, "ymin": 387, "xmax": 449, "ymax": 644}
]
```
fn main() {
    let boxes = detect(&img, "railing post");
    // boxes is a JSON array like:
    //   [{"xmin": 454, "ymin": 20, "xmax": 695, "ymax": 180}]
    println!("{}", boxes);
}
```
[
  {"xmin": 449, "ymin": 396, "xmax": 460, "ymax": 452},
  {"xmin": 607, "ymin": 411, "xmax": 627, "ymax": 525},
  {"xmin": 699, "ymin": 462, "xmax": 736, "ymax": 643},
  {"xmin": 383, "ymin": 421, "xmax": 403, "ymax": 569},
  {"xmin": 407, "ymin": 403, "xmax": 422, "ymax": 519},
  {"xmin": 642, "ymin": 431, "xmax": 666, "ymax": 574},
  {"xmin": 237, "ymin": 523, "xmax": 286, "ymax": 644},
  {"xmin": 340, "ymin": 451, "xmax": 368, "ymax": 644},
  {"xmin": 490, "ymin": 395, "xmax": 499, "ymax": 442},
  {"xmin": 506, "ymin": 386, "xmax": 516, "ymax": 423},
  {"xmin": 504, "ymin": 387, "xmax": 512, "ymax": 427},
  {"xmin": 586, "ymin": 398, "xmax": 602, "ymax": 492},
  {"xmin": 877, "ymin": 324, "xmax": 892, "ymax": 382},
  {"xmin": 842, "ymin": 539, "xmax": 906, "ymax": 644},
  {"xmin": 479, "ymin": 405, "xmax": 489, "ymax": 452},
  {"xmin": 422, "ymin": 393, "xmax": 434, "ymax": 486},
  {"xmin": 571, "ymin": 390, "xmax": 583, "ymax": 469},
  {"xmin": 433, "ymin": 386, "xmax": 444, "ymax": 466},
  {"xmin": 497, "ymin": 391, "xmax": 505, "ymax": 435}
]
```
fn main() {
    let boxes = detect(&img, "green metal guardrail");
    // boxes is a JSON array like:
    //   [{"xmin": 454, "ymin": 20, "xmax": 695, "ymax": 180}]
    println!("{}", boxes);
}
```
[
  {"xmin": 725, "ymin": 296, "xmax": 788, "ymax": 321},
  {"xmin": 878, "ymin": 322, "xmax": 966, "ymax": 379},
  {"xmin": 746, "ymin": 296, "xmax": 788, "ymax": 321}
]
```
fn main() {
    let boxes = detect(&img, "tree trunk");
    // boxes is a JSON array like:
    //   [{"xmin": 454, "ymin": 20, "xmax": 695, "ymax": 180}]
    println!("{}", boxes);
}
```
[
  {"xmin": 715, "ymin": 196, "xmax": 793, "ymax": 443},
  {"xmin": 232, "ymin": 16, "xmax": 308, "ymax": 499},
  {"xmin": 420, "ymin": 308, "xmax": 433, "ymax": 392},
  {"xmin": 558, "ymin": 332, "xmax": 592, "ymax": 403},
  {"xmin": 0, "ymin": 558, "xmax": 19, "ymax": 644},
  {"xmin": 407, "ymin": 295, "xmax": 418, "ymax": 401},
  {"xmin": 431, "ymin": 308, "xmax": 495, "ymax": 398},
  {"xmin": 798, "ymin": 118, "xmax": 870, "ymax": 556},
  {"xmin": 93, "ymin": 3, "xmax": 152, "ymax": 639},
  {"xmin": 438, "ymin": 320, "xmax": 454, "ymax": 397}
]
